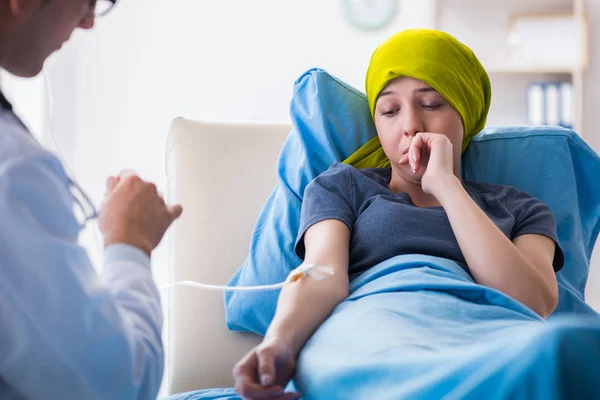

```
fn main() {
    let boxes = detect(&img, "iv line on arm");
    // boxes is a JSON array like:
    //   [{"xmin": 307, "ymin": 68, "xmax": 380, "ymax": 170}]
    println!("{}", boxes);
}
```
[{"xmin": 160, "ymin": 263, "xmax": 334, "ymax": 292}]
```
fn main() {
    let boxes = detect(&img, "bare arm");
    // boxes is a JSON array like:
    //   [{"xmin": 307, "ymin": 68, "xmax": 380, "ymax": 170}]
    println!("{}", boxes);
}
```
[
  {"xmin": 233, "ymin": 219, "xmax": 350, "ymax": 399},
  {"xmin": 266, "ymin": 219, "xmax": 350, "ymax": 357},
  {"xmin": 437, "ymin": 176, "xmax": 558, "ymax": 318}
]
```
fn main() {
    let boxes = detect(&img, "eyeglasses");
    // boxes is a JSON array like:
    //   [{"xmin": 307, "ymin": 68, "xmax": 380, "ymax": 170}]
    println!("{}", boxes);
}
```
[{"xmin": 92, "ymin": 0, "xmax": 118, "ymax": 17}]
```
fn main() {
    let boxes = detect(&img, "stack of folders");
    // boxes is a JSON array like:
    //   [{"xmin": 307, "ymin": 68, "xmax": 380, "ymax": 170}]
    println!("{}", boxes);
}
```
[{"xmin": 527, "ymin": 82, "xmax": 574, "ymax": 128}]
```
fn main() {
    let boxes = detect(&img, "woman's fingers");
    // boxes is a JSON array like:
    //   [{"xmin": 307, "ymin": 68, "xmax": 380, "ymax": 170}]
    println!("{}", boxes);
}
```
[
  {"xmin": 257, "ymin": 348, "xmax": 276, "ymax": 386},
  {"xmin": 399, "ymin": 153, "xmax": 409, "ymax": 165},
  {"xmin": 408, "ymin": 133, "xmax": 441, "ymax": 174},
  {"xmin": 236, "ymin": 378, "xmax": 284, "ymax": 400},
  {"xmin": 234, "ymin": 372, "xmax": 284, "ymax": 400},
  {"xmin": 234, "ymin": 349, "xmax": 291, "ymax": 400},
  {"xmin": 409, "ymin": 135, "xmax": 426, "ymax": 174}
]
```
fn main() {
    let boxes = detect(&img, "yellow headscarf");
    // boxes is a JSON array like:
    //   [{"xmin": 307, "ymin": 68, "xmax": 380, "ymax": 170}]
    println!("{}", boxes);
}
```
[{"xmin": 344, "ymin": 29, "xmax": 491, "ymax": 169}]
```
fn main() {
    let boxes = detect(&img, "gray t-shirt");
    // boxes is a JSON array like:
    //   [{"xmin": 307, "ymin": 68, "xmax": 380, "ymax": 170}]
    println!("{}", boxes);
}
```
[{"xmin": 295, "ymin": 163, "xmax": 564, "ymax": 279}]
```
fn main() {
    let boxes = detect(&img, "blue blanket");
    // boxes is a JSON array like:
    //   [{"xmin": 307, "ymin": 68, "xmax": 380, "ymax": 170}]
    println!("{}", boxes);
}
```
[
  {"xmin": 291, "ymin": 255, "xmax": 600, "ymax": 399},
  {"xmin": 169, "ymin": 255, "xmax": 600, "ymax": 400},
  {"xmin": 164, "ymin": 388, "xmax": 239, "ymax": 400}
]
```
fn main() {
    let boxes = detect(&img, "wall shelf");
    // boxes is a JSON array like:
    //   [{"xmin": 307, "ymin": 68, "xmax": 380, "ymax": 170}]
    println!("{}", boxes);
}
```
[
  {"xmin": 486, "ymin": 66, "xmax": 577, "ymax": 75},
  {"xmin": 434, "ymin": 0, "xmax": 588, "ymax": 136}
]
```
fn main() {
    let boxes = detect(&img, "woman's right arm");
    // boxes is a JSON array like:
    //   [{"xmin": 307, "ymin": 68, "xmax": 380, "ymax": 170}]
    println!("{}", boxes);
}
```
[
  {"xmin": 267, "ymin": 219, "xmax": 350, "ymax": 357},
  {"xmin": 233, "ymin": 219, "xmax": 350, "ymax": 400}
]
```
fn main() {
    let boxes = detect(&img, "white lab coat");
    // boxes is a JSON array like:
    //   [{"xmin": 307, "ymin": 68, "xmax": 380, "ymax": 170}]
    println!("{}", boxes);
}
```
[{"xmin": 0, "ymin": 94, "xmax": 164, "ymax": 400}]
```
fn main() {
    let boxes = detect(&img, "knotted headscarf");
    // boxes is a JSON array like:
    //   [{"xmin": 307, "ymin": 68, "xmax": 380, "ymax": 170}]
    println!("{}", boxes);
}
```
[{"xmin": 344, "ymin": 29, "xmax": 491, "ymax": 168}]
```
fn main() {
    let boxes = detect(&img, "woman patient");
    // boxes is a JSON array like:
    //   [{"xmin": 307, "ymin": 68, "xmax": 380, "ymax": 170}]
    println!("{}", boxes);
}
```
[{"xmin": 233, "ymin": 29, "xmax": 564, "ymax": 400}]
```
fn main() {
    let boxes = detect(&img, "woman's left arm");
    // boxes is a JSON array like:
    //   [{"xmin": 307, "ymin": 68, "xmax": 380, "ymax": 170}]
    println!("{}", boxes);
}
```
[
  {"xmin": 407, "ymin": 133, "xmax": 559, "ymax": 318},
  {"xmin": 435, "ymin": 177, "xmax": 558, "ymax": 318}
]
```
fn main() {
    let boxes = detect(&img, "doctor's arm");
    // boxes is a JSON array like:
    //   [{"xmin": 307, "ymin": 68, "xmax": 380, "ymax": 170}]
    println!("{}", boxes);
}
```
[{"xmin": 0, "ymin": 156, "xmax": 181, "ymax": 400}]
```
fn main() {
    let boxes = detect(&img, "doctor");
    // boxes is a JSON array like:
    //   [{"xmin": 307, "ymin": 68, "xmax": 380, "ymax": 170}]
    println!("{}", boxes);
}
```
[{"xmin": 0, "ymin": 1, "xmax": 182, "ymax": 399}]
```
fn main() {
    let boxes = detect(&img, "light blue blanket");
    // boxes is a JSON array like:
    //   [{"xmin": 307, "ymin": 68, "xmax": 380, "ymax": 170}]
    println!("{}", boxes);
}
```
[
  {"xmin": 171, "ymin": 255, "xmax": 600, "ymax": 399},
  {"xmin": 290, "ymin": 255, "xmax": 600, "ymax": 399},
  {"xmin": 165, "ymin": 388, "xmax": 239, "ymax": 400}
]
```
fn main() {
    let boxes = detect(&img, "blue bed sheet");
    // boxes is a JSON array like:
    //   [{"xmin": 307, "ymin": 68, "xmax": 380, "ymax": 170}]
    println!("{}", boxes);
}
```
[
  {"xmin": 170, "ymin": 255, "xmax": 600, "ymax": 400},
  {"xmin": 163, "ymin": 388, "xmax": 239, "ymax": 400}
]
